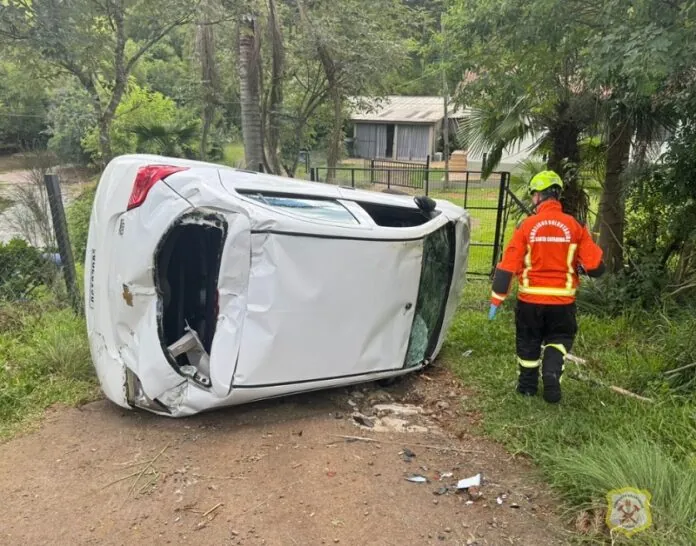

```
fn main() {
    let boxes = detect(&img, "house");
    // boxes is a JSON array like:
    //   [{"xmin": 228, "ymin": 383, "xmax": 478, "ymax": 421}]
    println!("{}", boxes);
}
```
[
  {"xmin": 348, "ymin": 95, "xmax": 539, "ymax": 172},
  {"xmin": 348, "ymin": 96, "xmax": 466, "ymax": 162}
]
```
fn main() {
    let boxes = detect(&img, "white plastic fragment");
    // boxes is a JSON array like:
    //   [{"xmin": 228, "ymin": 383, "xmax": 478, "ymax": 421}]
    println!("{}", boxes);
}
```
[
  {"xmin": 457, "ymin": 473, "xmax": 481, "ymax": 490},
  {"xmin": 406, "ymin": 475, "xmax": 428, "ymax": 483}
]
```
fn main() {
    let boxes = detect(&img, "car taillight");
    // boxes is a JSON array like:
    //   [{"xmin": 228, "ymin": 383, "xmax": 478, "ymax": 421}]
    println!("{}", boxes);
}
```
[{"xmin": 127, "ymin": 165, "xmax": 189, "ymax": 210}]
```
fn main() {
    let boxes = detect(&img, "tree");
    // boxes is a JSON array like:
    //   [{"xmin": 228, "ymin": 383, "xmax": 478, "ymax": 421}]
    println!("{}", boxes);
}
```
[
  {"xmin": 0, "ymin": 0, "xmax": 196, "ymax": 162},
  {"xmin": 294, "ymin": 0, "xmax": 410, "ymax": 179},
  {"xmin": 196, "ymin": 0, "xmax": 221, "ymax": 160},
  {"xmin": 579, "ymin": 0, "xmax": 691, "ymax": 272},
  {"xmin": 237, "ymin": 13, "xmax": 264, "ymax": 170},
  {"xmin": 446, "ymin": 0, "xmax": 597, "ymax": 221}
]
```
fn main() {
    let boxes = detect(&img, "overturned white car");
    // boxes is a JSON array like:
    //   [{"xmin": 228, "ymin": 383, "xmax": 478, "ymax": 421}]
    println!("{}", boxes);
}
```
[{"xmin": 85, "ymin": 155, "xmax": 471, "ymax": 416}]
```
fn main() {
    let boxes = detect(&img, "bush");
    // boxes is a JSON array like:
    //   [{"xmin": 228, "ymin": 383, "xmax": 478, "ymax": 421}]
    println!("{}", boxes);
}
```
[
  {"xmin": 81, "ymin": 83, "xmax": 199, "ymax": 162},
  {"xmin": 0, "ymin": 308, "xmax": 97, "ymax": 438},
  {"xmin": 0, "ymin": 239, "xmax": 50, "ymax": 301},
  {"xmin": 67, "ymin": 184, "xmax": 97, "ymax": 261}
]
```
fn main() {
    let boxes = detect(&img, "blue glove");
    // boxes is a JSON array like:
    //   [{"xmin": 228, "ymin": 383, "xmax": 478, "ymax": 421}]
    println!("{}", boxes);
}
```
[{"xmin": 488, "ymin": 303, "xmax": 499, "ymax": 320}]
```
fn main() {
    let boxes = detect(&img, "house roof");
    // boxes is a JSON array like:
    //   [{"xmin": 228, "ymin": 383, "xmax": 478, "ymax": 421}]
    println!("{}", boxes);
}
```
[{"xmin": 349, "ymin": 96, "xmax": 468, "ymax": 124}]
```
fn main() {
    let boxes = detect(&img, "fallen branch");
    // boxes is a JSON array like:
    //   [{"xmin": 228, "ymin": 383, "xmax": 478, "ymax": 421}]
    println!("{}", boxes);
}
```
[
  {"xmin": 567, "ymin": 372, "xmax": 653, "ymax": 403},
  {"xmin": 127, "ymin": 443, "xmax": 170, "ymax": 497},
  {"xmin": 331, "ymin": 435, "xmax": 484, "ymax": 454},
  {"xmin": 664, "ymin": 362, "xmax": 696, "ymax": 376},
  {"xmin": 203, "ymin": 502, "xmax": 224, "ymax": 518}
]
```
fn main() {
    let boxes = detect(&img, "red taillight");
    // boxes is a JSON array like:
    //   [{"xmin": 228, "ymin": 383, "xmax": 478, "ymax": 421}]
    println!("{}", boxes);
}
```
[{"xmin": 127, "ymin": 165, "xmax": 189, "ymax": 210}]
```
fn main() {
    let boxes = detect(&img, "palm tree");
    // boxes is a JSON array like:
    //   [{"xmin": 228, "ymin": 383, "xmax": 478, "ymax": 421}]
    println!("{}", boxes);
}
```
[
  {"xmin": 458, "ymin": 91, "xmax": 596, "ymax": 223},
  {"xmin": 134, "ymin": 121, "xmax": 200, "ymax": 158},
  {"xmin": 237, "ymin": 14, "xmax": 264, "ymax": 171}
]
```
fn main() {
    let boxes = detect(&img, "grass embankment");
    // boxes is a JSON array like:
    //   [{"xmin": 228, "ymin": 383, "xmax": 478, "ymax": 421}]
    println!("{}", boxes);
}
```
[
  {"xmin": 445, "ymin": 282, "xmax": 696, "ymax": 544},
  {"xmin": 0, "ymin": 182, "xmax": 99, "ymax": 440},
  {"xmin": 0, "ymin": 306, "xmax": 98, "ymax": 439}
]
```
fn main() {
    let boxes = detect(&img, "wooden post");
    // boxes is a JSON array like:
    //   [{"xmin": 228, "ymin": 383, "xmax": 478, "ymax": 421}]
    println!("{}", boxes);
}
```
[{"xmin": 44, "ymin": 173, "xmax": 81, "ymax": 315}]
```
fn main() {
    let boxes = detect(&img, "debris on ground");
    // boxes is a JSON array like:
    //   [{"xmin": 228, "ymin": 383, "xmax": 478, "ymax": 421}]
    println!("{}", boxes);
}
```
[
  {"xmin": 352, "ymin": 414, "xmax": 375, "ymax": 428},
  {"xmin": 405, "ymin": 474, "xmax": 428, "ymax": 483},
  {"xmin": 457, "ymin": 473, "xmax": 482, "ymax": 490},
  {"xmin": 400, "ymin": 448, "xmax": 416, "ymax": 462}
]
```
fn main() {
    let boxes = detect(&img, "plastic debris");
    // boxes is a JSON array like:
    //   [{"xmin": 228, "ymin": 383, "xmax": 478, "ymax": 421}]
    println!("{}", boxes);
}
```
[
  {"xmin": 352, "ymin": 414, "xmax": 375, "ymax": 428},
  {"xmin": 439, "ymin": 472, "xmax": 453, "ymax": 480},
  {"xmin": 405, "ymin": 475, "xmax": 428, "ymax": 483},
  {"xmin": 463, "ymin": 350, "xmax": 473, "ymax": 357},
  {"xmin": 457, "ymin": 473, "xmax": 482, "ymax": 490},
  {"xmin": 496, "ymin": 496, "xmax": 504, "ymax": 505},
  {"xmin": 400, "ymin": 448, "xmax": 416, "ymax": 462}
]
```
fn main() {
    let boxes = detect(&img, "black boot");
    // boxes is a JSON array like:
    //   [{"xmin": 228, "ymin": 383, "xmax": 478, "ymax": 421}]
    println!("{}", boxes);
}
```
[
  {"xmin": 542, "ymin": 347, "xmax": 564, "ymax": 403},
  {"xmin": 516, "ymin": 365, "xmax": 539, "ymax": 396}
]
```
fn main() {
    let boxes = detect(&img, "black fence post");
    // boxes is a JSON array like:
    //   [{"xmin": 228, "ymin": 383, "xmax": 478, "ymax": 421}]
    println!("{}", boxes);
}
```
[
  {"xmin": 44, "ymin": 173, "xmax": 81, "ymax": 315},
  {"xmin": 424, "ymin": 155, "xmax": 430, "ymax": 194},
  {"xmin": 310, "ymin": 167, "xmax": 316, "ymax": 181},
  {"xmin": 387, "ymin": 169, "xmax": 391, "ymax": 189},
  {"xmin": 491, "ymin": 172, "xmax": 509, "ymax": 273},
  {"xmin": 370, "ymin": 159, "xmax": 375, "ymax": 184},
  {"xmin": 351, "ymin": 168, "xmax": 355, "ymax": 188},
  {"xmin": 258, "ymin": 162, "xmax": 264, "ymax": 173}
]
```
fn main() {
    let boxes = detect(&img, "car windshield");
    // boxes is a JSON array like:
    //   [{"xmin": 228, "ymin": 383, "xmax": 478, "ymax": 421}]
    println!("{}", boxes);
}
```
[{"xmin": 242, "ymin": 192, "xmax": 358, "ymax": 225}]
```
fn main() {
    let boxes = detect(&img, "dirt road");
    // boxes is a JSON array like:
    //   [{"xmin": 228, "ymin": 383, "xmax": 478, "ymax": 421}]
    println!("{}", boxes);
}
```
[{"xmin": 0, "ymin": 366, "xmax": 566, "ymax": 545}]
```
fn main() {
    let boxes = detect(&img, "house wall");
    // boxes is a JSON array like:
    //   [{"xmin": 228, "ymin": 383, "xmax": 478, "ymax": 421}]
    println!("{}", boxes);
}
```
[{"xmin": 353, "ymin": 121, "xmax": 434, "ymax": 161}]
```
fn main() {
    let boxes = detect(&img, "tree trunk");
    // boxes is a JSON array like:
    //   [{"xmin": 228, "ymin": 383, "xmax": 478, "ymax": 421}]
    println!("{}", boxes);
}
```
[
  {"xmin": 547, "ymin": 103, "xmax": 584, "ymax": 221},
  {"xmin": 599, "ymin": 118, "xmax": 632, "ymax": 273},
  {"xmin": 264, "ymin": 0, "xmax": 285, "ymax": 175},
  {"xmin": 296, "ymin": 0, "xmax": 342, "ymax": 181},
  {"xmin": 197, "ymin": 0, "xmax": 219, "ymax": 160},
  {"xmin": 237, "ymin": 16, "xmax": 264, "ymax": 171},
  {"xmin": 326, "ymin": 86, "xmax": 343, "ymax": 182},
  {"xmin": 97, "ymin": 4, "xmax": 129, "ymax": 165}
]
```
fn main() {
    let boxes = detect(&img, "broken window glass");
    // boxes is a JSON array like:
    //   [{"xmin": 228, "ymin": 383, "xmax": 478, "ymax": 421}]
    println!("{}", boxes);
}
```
[
  {"xmin": 240, "ymin": 192, "xmax": 359, "ymax": 225},
  {"xmin": 404, "ymin": 224, "xmax": 455, "ymax": 367}
]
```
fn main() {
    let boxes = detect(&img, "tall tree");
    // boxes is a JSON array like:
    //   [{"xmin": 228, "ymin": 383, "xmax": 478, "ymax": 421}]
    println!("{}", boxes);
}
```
[
  {"xmin": 237, "ymin": 13, "xmax": 264, "ymax": 170},
  {"xmin": 196, "ymin": 0, "xmax": 221, "ymax": 160},
  {"xmin": 0, "ymin": 0, "xmax": 196, "ymax": 163},
  {"xmin": 294, "ymin": 0, "xmax": 410, "ymax": 179},
  {"xmin": 446, "ymin": 0, "xmax": 597, "ymax": 221}
]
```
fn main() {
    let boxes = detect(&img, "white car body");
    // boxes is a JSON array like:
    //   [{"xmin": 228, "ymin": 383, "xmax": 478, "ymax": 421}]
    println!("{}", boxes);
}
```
[{"xmin": 85, "ymin": 155, "xmax": 471, "ymax": 416}]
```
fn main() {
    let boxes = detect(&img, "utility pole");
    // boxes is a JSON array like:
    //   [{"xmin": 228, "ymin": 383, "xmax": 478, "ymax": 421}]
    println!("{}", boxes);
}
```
[{"xmin": 441, "ymin": 12, "xmax": 450, "ymax": 189}]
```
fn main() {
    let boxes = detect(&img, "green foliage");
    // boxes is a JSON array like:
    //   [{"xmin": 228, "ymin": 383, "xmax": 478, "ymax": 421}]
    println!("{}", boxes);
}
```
[
  {"xmin": 82, "ymin": 84, "xmax": 199, "ymax": 161},
  {"xmin": 0, "ymin": 61, "xmax": 49, "ymax": 152},
  {"xmin": 0, "ymin": 307, "xmax": 97, "ymax": 438},
  {"xmin": 67, "ymin": 184, "xmax": 97, "ymax": 261},
  {"xmin": 46, "ymin": 80, "xmax": 97, "ymax": 164},
  {"xmin": 0, "ymin": 239, "xmax": 50, "ymax": 301},
  {"xmin": 546, "ymin": 438, "xmax": 696, "ymax": 545},
  {"xmin": 445, "ymin": 283, "xmax": 696, "ymax": 544}
]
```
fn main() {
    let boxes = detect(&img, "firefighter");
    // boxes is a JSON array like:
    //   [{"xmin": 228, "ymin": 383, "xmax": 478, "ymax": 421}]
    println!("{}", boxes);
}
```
[{"xmin": 488, "ymin": 171, "xmax": 605, "ymax": 403}]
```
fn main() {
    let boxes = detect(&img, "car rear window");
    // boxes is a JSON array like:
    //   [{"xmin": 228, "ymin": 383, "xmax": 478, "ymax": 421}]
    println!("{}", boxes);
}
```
[{"xmin": 240, "ymin": 192, "xmax": 359, "ymax": 225}]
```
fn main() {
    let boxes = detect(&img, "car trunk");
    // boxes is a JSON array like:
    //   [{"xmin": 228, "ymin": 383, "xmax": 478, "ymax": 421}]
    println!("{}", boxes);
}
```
[{"xmin": 155, "ymin": 212, "xmax": 227, "ymax": 369}]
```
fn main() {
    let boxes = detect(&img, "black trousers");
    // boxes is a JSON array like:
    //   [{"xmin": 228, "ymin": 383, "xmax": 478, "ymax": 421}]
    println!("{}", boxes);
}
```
[{"xmin": 515, "ymin": 300, "xmax": 577, "ymax": 381}]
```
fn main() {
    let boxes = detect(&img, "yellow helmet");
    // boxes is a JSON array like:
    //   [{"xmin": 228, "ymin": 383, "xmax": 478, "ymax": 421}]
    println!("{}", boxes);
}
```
[{"xmin": 528, "ymin": 170, "xmax": 563, "ymax": 194}]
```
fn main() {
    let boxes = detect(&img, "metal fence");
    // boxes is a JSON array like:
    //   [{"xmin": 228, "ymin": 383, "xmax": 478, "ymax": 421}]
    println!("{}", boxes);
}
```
[
  {"xmin": 0, "ymin": 170, "xmax": 81, "ymax": 313},
  {"xmin": 309, "ymin": 164, "xmax": 523, "ymax": 277}
]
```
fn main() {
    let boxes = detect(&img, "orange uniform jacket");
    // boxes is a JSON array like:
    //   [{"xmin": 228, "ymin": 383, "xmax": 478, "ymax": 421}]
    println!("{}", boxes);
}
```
[{"xmin": 491, "ymin": 200, "xmax": 605, "ymax": 306}]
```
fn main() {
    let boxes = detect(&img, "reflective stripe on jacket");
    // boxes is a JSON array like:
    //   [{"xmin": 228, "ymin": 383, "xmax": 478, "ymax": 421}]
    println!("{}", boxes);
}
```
[{"xmin": 490, "ymin": 200, "xmax": 604, "ymax": 306}]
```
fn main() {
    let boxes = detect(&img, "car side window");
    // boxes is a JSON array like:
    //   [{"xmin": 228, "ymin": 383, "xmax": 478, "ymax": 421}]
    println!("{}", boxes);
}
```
[{"xmin": 240, "ymin": 192, "xmax": 359, "ymax": 225}]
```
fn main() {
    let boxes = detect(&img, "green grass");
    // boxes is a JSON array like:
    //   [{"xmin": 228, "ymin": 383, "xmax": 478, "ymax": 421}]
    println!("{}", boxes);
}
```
[
  {"xmin": 0, "ymin": 306, "xmax": 98, "ymax": 439},
  {"xmin": 222, "ymin": 142, "xmax": 246, "ymax": 168},
  {"xmin": 444, "ymin": 282, "xmax": 696, "ymax": 544}
]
